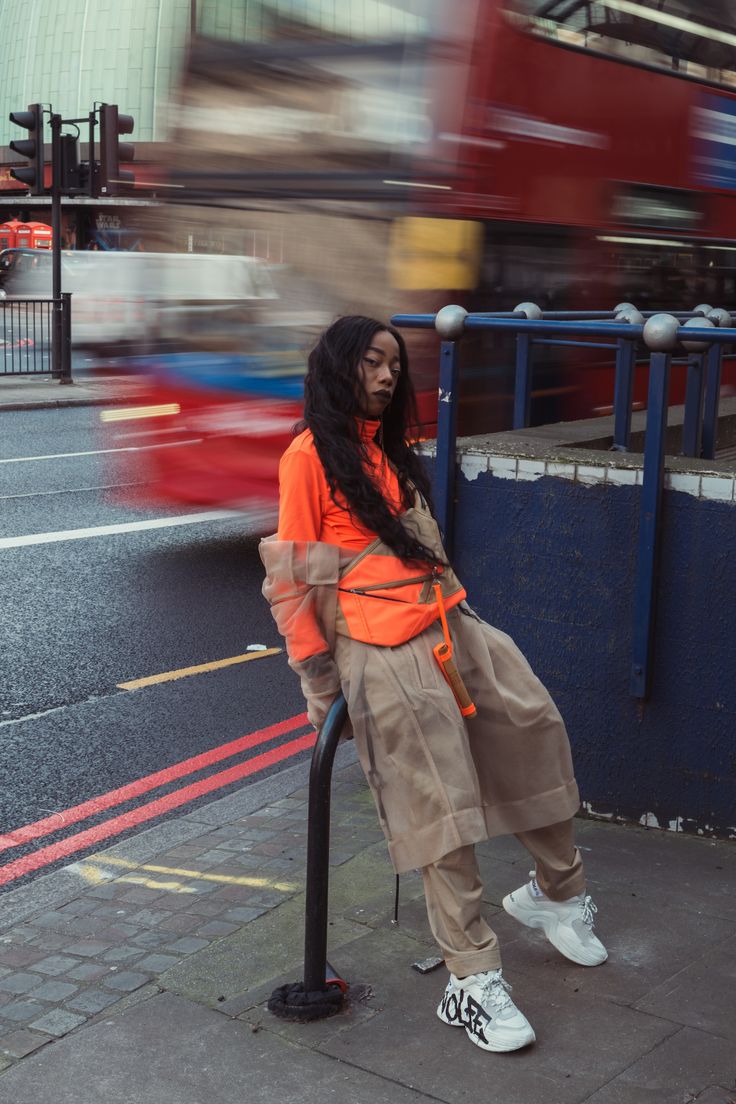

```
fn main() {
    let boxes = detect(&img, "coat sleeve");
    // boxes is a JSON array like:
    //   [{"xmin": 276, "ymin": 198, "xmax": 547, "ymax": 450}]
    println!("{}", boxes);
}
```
[
  {"xmin": 268, "ymin": 447, "xmax": 329, "ymax": 662},
  {"xmin": 277, "ymin": 447, "xmax": 324, "ymax": 543},
  {"xmin": 259, "ymin": 538, "xmax": 350, "ymax": 735},
  {"xmin": 291, "ymin": 651, "xmax": 347, "ymax": 735},
  {"xmin": 262, "ymin": 446, "xmax": 351, "ymax": 736}
]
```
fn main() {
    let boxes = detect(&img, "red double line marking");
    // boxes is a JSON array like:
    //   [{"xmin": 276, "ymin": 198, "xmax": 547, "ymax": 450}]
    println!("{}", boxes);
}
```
[
  {"xmin": 0, "ymin": 712, "xmax": 309, "ymax": 853},
  {"xmin": 0, "ymin": 713, "xmax": 312, "ymax": 888}
]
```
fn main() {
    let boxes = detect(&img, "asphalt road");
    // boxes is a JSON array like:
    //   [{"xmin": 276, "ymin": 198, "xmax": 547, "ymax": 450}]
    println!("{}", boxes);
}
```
[{"xmin": 0, "ymin": 405, "xmax": 309, "ymax": 891}]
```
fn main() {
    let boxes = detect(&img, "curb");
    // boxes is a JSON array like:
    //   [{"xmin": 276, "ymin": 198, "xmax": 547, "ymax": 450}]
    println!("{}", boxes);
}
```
[
  {"xmin": 0, "ymin": 396, "xmax": 125, "ymax": 412},
  {"xmin": 0, "ymin": 391, "xmax": 141, "ymax": 413}
]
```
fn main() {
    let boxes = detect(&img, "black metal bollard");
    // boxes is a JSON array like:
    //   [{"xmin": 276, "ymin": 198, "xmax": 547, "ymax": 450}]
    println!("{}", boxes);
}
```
[{"xmin": 268, "ymin": 692, "xmax": 349, "ymax": 1021}]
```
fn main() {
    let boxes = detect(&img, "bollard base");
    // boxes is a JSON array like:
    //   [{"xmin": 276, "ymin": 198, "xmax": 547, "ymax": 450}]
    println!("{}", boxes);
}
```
[{"xmin": 268, "ymin": 981, "xmax": 345, "ymax": 1021}]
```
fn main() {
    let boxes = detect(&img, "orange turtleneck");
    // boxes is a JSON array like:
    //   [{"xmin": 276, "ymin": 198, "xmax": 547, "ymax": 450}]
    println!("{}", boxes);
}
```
[{"xmin": 277, "ymin": 420, "xmax": 404, "ymax": 549}]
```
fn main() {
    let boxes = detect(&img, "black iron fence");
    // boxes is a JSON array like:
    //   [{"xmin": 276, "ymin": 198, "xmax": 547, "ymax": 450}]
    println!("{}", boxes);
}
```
[{"xmin": 0, "ymin": 294, "xmax": 71, "ymax": 380}]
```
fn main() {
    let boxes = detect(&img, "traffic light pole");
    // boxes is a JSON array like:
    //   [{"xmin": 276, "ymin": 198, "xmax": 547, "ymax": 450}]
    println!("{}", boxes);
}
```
[
  {"xmin": 50, "ymin": 114, "xmax": 61, "ymax": 305},
  {"xmin": 88, "ymin": 110, "xmax": 97, "ymax": 196},
  {"xmin": 50, "ymin": 113, "xmax": 70, "ymax": 383},
  {"xmin": 9, "ymin": 100, "xmax": 133, "ymax": 382},
  {"xmin": 48, "ymin": 116, "xmax": 71, "ymax": 384}
]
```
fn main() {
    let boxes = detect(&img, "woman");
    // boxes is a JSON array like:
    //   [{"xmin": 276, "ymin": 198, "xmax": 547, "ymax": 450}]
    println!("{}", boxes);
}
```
[{"xmin": 260, "ymin": 316, "xmax": 606, "ymax": 1054}]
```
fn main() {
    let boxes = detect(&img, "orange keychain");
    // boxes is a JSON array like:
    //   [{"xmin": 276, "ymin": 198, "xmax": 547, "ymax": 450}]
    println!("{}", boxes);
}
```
[{"xmin": 432, "ymin": 582, "xmax": 477, "ymax": 719}]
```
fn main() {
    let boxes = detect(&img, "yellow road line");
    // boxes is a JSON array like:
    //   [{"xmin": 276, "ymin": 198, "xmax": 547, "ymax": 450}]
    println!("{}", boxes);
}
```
[
  {"xmin": 76, "ymin": 855, "xmax": 296, "ymax": 892},
  {"xmin": 100, "ymin": 403, "xmax": 181, "ymax": 422},
  {"xmin": 117, "ymin": 648, "xmax": 282, "ymax": 690}
]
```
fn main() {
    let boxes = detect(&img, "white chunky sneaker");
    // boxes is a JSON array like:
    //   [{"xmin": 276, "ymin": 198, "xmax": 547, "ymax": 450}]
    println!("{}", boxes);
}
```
[
  {"xmin": 437, "ymin": 969, "xmax": 536, "ymax": 1052},
  {"xmin": 502, "ymin": 876, "xmax": 608, "ymax": 966}
]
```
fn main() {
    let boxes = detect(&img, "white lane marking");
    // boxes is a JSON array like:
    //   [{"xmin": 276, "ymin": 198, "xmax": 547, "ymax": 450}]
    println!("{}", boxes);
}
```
[
  {"xmin": 0, "ymin": 511, "xmax": 243, "ymax": 549},
  {"xmin": 0, "ymin": 440, "xmax": 202, "ymax": 464},
  {"xmin": 0, "ymin": 482, "xmax": 147, "ymax": 501}
]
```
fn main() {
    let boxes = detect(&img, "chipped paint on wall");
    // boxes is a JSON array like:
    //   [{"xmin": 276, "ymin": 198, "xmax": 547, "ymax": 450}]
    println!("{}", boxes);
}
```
[{"xmin": 443, "ymin": 453, "xmax": 736, "ymax": 840}]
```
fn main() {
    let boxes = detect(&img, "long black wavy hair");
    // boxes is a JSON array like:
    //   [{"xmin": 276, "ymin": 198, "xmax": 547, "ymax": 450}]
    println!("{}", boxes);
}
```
[{"xmin": 297, "ymin": 315, "xmax": 444, "ymax": 565}]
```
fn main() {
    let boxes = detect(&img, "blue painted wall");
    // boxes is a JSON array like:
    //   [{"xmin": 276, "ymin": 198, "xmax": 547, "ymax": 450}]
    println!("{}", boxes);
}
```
[{"xmin": 450, "ymin": 467, "xmax": 735, "ymax": 838}]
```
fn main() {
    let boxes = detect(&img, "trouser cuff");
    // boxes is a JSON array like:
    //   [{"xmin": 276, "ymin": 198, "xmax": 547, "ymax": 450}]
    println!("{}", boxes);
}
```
[{"xmin": 443, "ymin": 947, "xmax": 502, "ymax": 977}]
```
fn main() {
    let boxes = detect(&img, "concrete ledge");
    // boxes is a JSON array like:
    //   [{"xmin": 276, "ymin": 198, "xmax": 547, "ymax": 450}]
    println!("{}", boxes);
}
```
[{"xmin": 421, "ymin": 396, "xmax": 736, "ymax": 478}]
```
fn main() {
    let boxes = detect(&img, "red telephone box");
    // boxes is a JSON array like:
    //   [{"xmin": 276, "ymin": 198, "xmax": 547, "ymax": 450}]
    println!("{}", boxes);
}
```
[
  {"xmin": 0, "ymin": 219, "xmax": 25, "ymax": 250},
  {"xmin": 16, "ymin": 221, "xmax": 52, "ymax": 249}
]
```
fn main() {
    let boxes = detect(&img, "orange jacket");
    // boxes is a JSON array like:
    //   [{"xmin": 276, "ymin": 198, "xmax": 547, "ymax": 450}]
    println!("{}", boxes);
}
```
[
  {"xmin": 277, "ymin": 421, "xmax": 403, "ymax": 548},
  {"xmin": 276, "ymin": 424, "xmax": 465, "ymax": 654},
  {"xmin": 335, "ymin": 529, "xmax": 463, "ymax": 646}
]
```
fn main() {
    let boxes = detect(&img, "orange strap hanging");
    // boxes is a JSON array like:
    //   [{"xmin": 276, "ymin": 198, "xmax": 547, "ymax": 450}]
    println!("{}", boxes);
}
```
[{"xmin": 432, "ymin": 582, "xmax": 477, "ymax": 719}]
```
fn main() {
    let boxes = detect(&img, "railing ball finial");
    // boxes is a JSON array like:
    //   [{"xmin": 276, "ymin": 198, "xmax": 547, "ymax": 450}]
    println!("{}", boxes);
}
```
[
  {"xmin": 614, "ymin": 301, "xmax": 637, "ymax": 314},
  {"xmin": 434, "ymin": 304, "xmax": 468, "ymax": 340},
  {"xmin": 707, "ymin": 307, "xmax": 732, "ymax": 328},
  {"xmin": 681, "ymin": 315, "xmax": 715, "ymax": 352},
  {"xmin": 513, "ymin": 301, "xmax": 543, "ymax": 320},
  {"xmin": 693, "ymin": 303, "xmax": 713, "ymax": 316},
  {"xmin": 615, "ymin": 307, "xmax": 645, "ymax": 326},
  {"xmin": 642, "ymin": 313, "xmax": 680, "ymax": 352}
]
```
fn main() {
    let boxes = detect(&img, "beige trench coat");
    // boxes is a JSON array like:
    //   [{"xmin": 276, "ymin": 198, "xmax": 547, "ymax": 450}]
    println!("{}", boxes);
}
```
[{"xmin": 260, "ymin": 505, "xmax": 579, "ymax": 874}]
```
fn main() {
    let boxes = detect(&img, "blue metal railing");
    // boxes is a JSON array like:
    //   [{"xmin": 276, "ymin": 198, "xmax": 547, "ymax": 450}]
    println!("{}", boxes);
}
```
[
  {"xmin": 435, "ymin": 338, "xmax": 462, "ymax": 559},
  {"xmin": 390, "ymin": 304, "xmax": 735, "ymax": 701}
]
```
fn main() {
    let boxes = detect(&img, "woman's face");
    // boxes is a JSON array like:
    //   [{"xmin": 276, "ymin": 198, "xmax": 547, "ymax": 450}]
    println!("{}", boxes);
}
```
[{"xmin": 357, "ymin": 329, "xmax": 401, "ymax": 418}]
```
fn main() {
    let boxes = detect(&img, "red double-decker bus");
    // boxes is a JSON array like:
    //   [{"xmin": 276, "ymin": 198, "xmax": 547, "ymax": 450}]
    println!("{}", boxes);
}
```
[
  {"xmin": 103, "ymin": 0, "xmax": 736, "ymax": 510},
  {"xmin": 409, "ymin": 0, "xmax": 736, "ymax": 427}
]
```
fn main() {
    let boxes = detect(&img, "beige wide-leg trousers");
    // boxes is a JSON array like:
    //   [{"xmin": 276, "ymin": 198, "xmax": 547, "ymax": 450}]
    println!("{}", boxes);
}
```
[{"xmin": 420, "ymin": 818, "xmax": 585, "ymax": 977}]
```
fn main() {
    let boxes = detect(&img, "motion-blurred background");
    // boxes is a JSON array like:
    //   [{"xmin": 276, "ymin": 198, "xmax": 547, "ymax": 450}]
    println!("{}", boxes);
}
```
[{"xmin": 3, "ymin": 0, "xmax": 736, "ymax": 508}]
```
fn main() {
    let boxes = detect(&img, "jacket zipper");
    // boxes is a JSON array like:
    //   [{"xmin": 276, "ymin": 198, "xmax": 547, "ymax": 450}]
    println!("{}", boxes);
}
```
[
  {"xmin": 339, "ymin": 536, "xmax": 383, "ymax": 581},
  {"xmin": 340, "ymin": 573, "xmax": 435, "ymax": 595}
]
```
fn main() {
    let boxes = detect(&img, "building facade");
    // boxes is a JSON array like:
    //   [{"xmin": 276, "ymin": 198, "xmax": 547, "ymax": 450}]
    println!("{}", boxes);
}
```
[{"xmin": 0, "ymin": 0, "xmax": 437, "ymax": 247}]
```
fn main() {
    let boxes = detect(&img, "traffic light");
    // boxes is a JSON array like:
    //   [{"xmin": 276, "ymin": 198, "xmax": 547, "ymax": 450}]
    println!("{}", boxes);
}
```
[
  {"xmin": 9, "ymin": 103, "xmax": 45, "ymax": 193},
  {"xmin": 58, "ymin": 135, "xmax": 92, "ymax": 195},
  {"xmin": 60, "ymin": 134, "xmax": 79, "ymax": 192},
  {"xmin": 98, "ymin": 104, "xmax": 134, "ymax": 195}
]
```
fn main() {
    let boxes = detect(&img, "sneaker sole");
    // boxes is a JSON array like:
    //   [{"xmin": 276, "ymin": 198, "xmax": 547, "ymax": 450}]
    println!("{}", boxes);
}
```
[
  {"xmin": 502, "ymin": 895, "xmax": 608, "ymax": 967},
  {"xmin": 464, "ymin": 1022, "xmax": 536, "ymax": 1053}
]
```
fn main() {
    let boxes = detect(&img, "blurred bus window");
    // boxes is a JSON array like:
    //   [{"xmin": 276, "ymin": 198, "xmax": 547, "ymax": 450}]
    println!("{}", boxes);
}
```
[{"xmin": 506, "ymin": 1, "xmax": 736, "ymax": 89}]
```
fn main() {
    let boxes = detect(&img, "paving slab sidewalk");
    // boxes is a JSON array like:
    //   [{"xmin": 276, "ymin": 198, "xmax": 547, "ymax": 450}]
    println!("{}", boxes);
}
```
[
  {"xmin": 0, "ymin": 373, "xmax": 142, "ymax": 411},
  {"xmin": 2, "ymin": 369, "xmax": 736, "ymax": 1100},
  {"xmin": 0, "ymin": 744, "xmax": 733, "ymax": 1104}
]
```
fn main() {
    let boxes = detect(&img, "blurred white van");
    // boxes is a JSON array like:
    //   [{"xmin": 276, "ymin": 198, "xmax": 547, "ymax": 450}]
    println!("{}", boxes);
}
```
[{"xmin": 0, "ymin": 248, "xmax": 279, "ymax": 353}]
